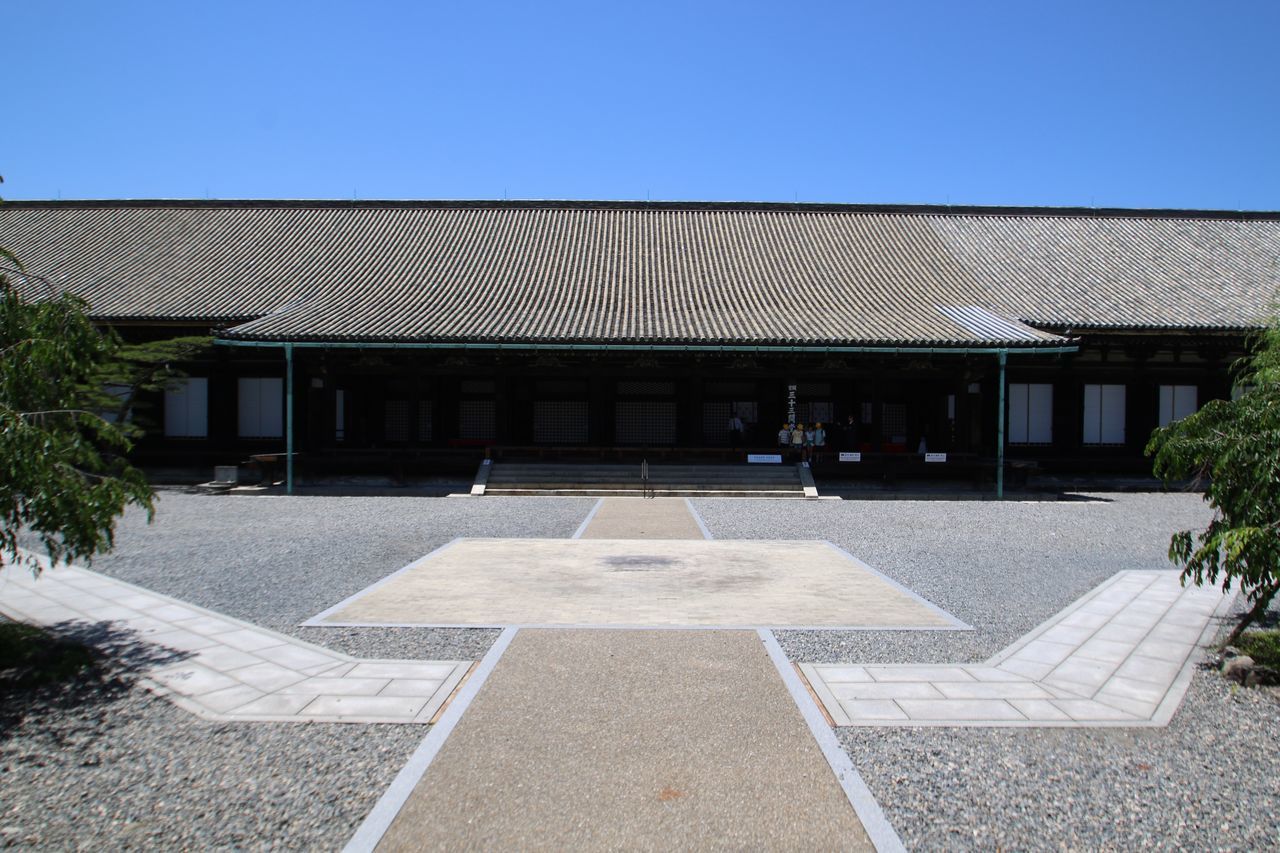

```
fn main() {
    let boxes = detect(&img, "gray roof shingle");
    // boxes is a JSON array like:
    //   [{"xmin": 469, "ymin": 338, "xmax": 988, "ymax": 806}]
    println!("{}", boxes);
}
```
[
  {"xmin": 933, "ymin": 214, "xmax": 1280, "ymax": 331},
  {"xmin": 0, "ymin": 200, "xmax": 1275, "ymax": 347}
]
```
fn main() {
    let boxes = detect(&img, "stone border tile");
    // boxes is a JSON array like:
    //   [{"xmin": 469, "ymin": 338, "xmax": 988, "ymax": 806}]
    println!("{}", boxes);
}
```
[
  {"xmin": 0, "ymin": 553, "xmax": 473, "ymax": 726},
  {"xmin": 804, "ymin": 570, "xmax": 1235, "ymax": 728}
]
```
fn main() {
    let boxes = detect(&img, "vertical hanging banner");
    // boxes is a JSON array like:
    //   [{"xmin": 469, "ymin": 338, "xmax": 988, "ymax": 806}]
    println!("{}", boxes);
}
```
[{"xmin": 787, "ymin": 383, "xmax": 797, "ymax": 423}]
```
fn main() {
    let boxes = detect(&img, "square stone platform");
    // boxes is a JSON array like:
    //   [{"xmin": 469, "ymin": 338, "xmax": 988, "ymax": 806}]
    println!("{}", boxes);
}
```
[{"xmin": 306, "ymin": 538, "xmax": 966, "ymax": 630}]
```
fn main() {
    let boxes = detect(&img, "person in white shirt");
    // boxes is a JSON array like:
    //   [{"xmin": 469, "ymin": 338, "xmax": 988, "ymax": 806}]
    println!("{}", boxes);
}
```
[{"xmin": 728, "ymin": 412, "xmax": 744, "ymax": 448}]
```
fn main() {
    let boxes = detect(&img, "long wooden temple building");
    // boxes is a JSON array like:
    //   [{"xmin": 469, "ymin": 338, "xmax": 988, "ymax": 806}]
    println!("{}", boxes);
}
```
[{"xmin": 2, "ymin": 199, "xmax": 1276, "ymax": 491}]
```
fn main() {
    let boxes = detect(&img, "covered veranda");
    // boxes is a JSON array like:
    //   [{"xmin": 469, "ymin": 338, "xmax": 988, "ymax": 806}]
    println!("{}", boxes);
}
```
[{"xmin": 214, "ymin": 337, "xmax": 1078, "ymax": 497}]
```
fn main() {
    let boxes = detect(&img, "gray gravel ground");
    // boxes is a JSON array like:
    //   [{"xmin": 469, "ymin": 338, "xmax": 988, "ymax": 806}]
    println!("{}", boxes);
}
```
[
  {"xmin": 693, "ymin": 492, "xmax": 1217, "ymax": 664},
  {"xmin": 4, "ymin": 493, "xmax": 591, "ymax": 850},
  {"xmin": 7, "ymin": 491, "xmax": 1278, "ymax": 850},
  {"xmin": 2, "ymin": 671, "xmax": 423, "ymax": 850},
  {"xmin": 693, "ymin": 493, "xmax": 1280, "ymax": 850},
  {"xmin": 836, "ymin": 673, "xmax": 1280, "ymax": 851},
  {"xmin": 82, "ymin": 491, "xmax": 596, "ymax": 660}
]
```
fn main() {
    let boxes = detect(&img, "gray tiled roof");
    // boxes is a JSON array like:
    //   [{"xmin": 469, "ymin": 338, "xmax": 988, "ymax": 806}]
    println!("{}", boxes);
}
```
[
  {"xmin": 933, "ymin": 214, "xmax": 1280, "ymax": 331},
  {"xmin": 1, "ymin": 201, "xmax": 1275, "ymax": 347}
]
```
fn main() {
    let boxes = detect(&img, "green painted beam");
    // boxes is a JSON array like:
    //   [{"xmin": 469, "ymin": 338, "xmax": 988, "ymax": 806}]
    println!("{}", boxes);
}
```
[
  {"xmin": 214, "ymin": 338, "xmax": 1078, "ymax": 357},
  {"xmin": 285, "ymin": 342, "xmax": 294, "ymax": 496},
  {"xmin": 996, "ymin": 350, "xmax": 1007, "ymax": 500}
]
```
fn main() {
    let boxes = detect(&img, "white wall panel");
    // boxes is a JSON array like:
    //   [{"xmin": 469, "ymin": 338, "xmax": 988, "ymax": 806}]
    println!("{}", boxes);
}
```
[
  {"xmin": 165, "ymin": 378, "xmax": 208, "ymax": 438},
  {"xmin": 1101, "ymin": 384, "xmax": 1126, "ymax": 443},
  {"xmin": 1009, "ymin": 383, "xmax": 1052, "ymax": 444},
  {"xmin": 1008, "ymin": 383, "xmax": 1029, "ymax": 444},
  {"xmin": 238, "ymin": 377, "xmax": 283, "ymax": 438},
  {"xmin": 1028, "ymin": 384, "xmax": 1053, "ymax": 443},
  {"xmin": 1158, "ymin": 384, "xmax": 1198, "ymax": 427},
  {"xmin": 1084, "ymin": 384, "xmax": 1126, "ymax": 444}
]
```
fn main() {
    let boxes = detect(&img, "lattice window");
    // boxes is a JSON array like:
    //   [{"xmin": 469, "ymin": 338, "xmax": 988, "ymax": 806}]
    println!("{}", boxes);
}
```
[
  {"xmin": 705, "ymin": 381, "xmax": 756, "ymax": 396},
  {"xmin": 385, "ymin": 400, "xmax": 411, "ymax": 442},
  {"xmin": 458, "ymin": 400, "xmax": 496, "ymax": 440},
  {"xmin": 882, "ymin": 403, "xmax": 907, "ymax": 443},
  {"xmin": 461, "ymin": 380, "xmax": 496, "ymax": 395},
  {"xmin": 705, "ymin": 401, "xmax": 759, "ymax": 443},
  {"xmin": 795, "ymin": 402, "xmax": 833, "ymax": 425},
  {"xmin": 417, "ymin": 401, "xmax": 433, "ymax": 442},
  {"xmin": 617, "ymin": 381, "xmax": 675, "ymax": 396},
  {"xmin": 615, "ymin": 401, "xmax": 677, "ymax": 445},
  {"xmin": 534, "ymin": 401, "xmax": 589, "ymax": 444},
  {"xmin": 703, "ymin": 402, "xmax": 730, "ymax": 443},
  {"xmin": 536, "ymin": 379, "xmax": 588, "ymax": 395}
]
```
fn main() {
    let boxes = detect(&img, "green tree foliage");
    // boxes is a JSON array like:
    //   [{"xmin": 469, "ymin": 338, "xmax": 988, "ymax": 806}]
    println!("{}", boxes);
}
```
[
  {"xmin": 1, "ymin": 240, "xmax": 155, "ymax": 575},
  {"xmin": 84, "ymin": 335, "xmax": 212, "ymax": 437},
  {"xmin": 1146, "ymin": 320, "xmax": 1280, "ymax": 646}
]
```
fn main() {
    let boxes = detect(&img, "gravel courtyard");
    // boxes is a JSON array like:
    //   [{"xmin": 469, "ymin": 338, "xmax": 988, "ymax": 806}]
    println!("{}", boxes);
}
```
[{"xmin": 4, "ymin": 491, "xmax": 1277, "ymax": 849}]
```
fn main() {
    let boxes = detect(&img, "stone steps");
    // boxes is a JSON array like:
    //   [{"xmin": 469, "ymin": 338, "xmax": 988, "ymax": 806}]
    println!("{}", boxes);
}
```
[
  {"xmin": 484, "ymin": 488, "xmax": 808, "ymax": 498},
  {"xmin": 477, "ymin": 462, "xmax": 805, "ymax": 496}
]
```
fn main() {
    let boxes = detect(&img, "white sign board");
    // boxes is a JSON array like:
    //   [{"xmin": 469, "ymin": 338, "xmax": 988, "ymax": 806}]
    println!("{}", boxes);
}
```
[
  {"xmin": 925, "ymin": 452, "xmax": 948, "ymax": 463},
  {"xmin": 838, "ymin": 452, "xmax": 862, "ymax": 462},
  {"xmin": 748, "ymin": 454, "xmax": 783, "ymax": 464}
]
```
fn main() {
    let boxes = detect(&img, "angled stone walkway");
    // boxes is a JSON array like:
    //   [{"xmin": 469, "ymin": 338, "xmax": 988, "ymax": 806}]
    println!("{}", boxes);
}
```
[
  {"xmin": 0, "ymin": 560, "xmax": 469, "ymax": 724},
  {"xmin": 802, "ymin": 570, "xmax": 1232, "ymax": 727}
]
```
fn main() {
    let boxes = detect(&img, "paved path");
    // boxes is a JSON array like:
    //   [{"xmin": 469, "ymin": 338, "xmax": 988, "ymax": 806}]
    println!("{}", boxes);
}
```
[
  {"xmin": 308, "ymin": 538, "xmax": 964, "ymax": 629},
  {"xmin": 576, "ymin": 497, "xmax": 709, "ymax": 539},
  {"xmin": 372, "ymin": 629, "xmax": 876, "ymax": 851},
  {"xmin": 0, "ymin": 561, "xmax": 469, "ymax": 724},
  {"xmin": 802, "ymin": 570, "xmax": 1231, "ymax": 726}
]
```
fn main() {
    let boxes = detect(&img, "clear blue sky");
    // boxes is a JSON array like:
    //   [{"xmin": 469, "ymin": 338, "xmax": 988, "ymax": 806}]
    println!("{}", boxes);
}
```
[{"xmin": 5, "ymin": 0, "xmax": 1278, "ymax": 209}]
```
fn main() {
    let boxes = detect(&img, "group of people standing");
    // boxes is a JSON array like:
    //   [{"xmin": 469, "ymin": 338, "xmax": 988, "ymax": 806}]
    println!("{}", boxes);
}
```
[
  {"xmin": 776, "ymin": 422, "xmax": 826, "ymax": 462},
  {"xmin": 727, "ymin": 410, "xmax": 864, "ymax": 461}
]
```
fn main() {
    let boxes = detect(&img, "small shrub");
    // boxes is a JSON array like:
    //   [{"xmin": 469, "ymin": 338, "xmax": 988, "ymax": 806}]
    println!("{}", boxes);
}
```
[{"xmin": 1236, "ymin": 629, "xmax": 1280, "ymax": 670}]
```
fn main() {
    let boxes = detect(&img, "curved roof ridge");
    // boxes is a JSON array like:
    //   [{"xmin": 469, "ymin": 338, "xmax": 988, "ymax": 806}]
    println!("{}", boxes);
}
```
[{"xmin": 4, "ymin": 198, "xmax": 1279, "ymax": 221}]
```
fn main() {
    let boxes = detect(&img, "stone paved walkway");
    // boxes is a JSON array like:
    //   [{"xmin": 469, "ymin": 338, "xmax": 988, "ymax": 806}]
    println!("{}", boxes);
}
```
[
  {"xmin": 576, "ymin": 497, "xmax": 709, "ymax": 539},
  {"xmin": 344, "ymin": 497, "xmax": 902, "ymax": 850},
  {"xmin": 0, "ymin": 561, "xmax": 469, "ymax": 724},
  {"xmin": 373, "ymin": 629, "xmax": 876, "ymax": 851},
  {"xmin": 802, "ymin": 570, "xmax": 1231, "ymax": 727}
]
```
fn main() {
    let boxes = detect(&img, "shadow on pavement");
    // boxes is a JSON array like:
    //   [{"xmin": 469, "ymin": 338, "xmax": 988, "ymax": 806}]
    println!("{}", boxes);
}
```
[{"xmin": 0, "ymin": 620, "xmax": 191, "ymax": 738}]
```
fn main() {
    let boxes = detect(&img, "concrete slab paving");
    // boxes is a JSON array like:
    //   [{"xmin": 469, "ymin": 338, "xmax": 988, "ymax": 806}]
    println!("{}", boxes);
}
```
[
  {"xmin": 576, "ymin": 497, "xmax": 708, "ymax": 539},
  {"xmin": 803, "ymin": 570, "xmax": 1233, "ymax": 727},
  {"xmin": 0, "ymin": 560, "xmax": 470, "ymax": 725},
  {"xmin": 308, "ymin": 538, "xmax": 966, "ymax": 629},
  {"xmin": 373, "ymin": 629, "xmax": 875, "ymax": 851}
]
